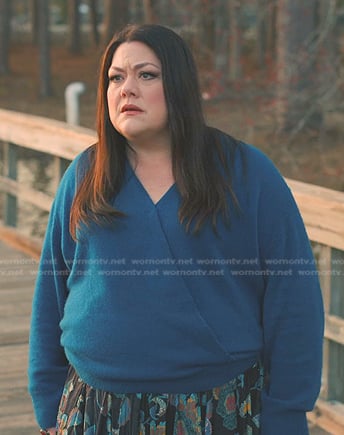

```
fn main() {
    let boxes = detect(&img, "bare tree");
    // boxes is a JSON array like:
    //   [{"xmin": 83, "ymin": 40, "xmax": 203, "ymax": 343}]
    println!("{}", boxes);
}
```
[
  {"xmin": 29, "ymin": 0, "xmax": 39, "ymax": 44},
  {"xmin": 89, "ymin": 0, "xmax": 100, "ymax": 46},
  {"xmin": 198, "ymin": 0, "xmax": 215, "ymax": 54},
  {"xmin": 314, "ymin": 0, "xmax": 341, "ymax": 116},
  {"xmin": 143, "ymin": 0, "xmax": 156, "ymax": 23},
  {"xmin": 190, "ymin": 0, "xmax": 215, "ymax": 62},
  {"xmin": 38, "ymin": 0, "xmax": 52, "ymax": 96},
  {"xmin": 103, "ymin": 0, "xmax": 129, "ymax": 44},
  {"xmin": 213, "ymin": 0, "xmax": 230, "ymax": 92},
  {"xmin": 228, "ymin": 0, "xmax": 242, "ymax": 81},
  {"xmin": 212, "ymin": 0, "xmax": 242, "ymax": 93},
  {"xmin": 266, "ymin": 0, "xmax": 277, "ymax": 60},
  {"xmin": 275, "ymin": 0, "xmax": 321, "ymax": 133},
  {"xmin": 256, "ymin": 0, "xmax": 277, "ymax": 68},
  {"xmin": 0, "ymin": 0, "xmax": 11, "ymax": 74},
  {"xmin": 68, "ymin": 0, "xmax": 82, "ymax": 54}
]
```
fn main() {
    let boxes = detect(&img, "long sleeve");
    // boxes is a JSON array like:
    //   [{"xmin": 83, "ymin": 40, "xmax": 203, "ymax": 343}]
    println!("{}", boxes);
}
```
[
  {"xmin": 256, "ymin": 157, "xmax": 324, "ymax": 434},
  {"xmin": 28, "ymin": 200, "xmax": 70, "ymax": 428},
  {"xmin": 27, "ymin": 141, "xmax": 325, "ymax": 432},
  {"xmin": 28, "ymin": 153, "xmax": 82, "ymax": 429}
]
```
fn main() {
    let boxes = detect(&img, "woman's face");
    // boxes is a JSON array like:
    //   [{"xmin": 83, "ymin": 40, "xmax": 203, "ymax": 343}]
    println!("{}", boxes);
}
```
[{"xmin": 107, "ymin": 41, "xmax": 170, "ymax": 147}]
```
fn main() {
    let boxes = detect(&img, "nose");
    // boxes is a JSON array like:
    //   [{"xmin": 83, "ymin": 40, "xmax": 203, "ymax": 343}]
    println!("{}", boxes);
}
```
[{"xmin": 120, "ymin": 76, "xmax": 138, "ymax": 97}]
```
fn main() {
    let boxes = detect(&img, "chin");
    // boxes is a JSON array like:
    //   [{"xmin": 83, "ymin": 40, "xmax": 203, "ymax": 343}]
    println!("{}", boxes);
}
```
[{"xmin": 120, "ymin": 131, "xmax": 143, "ymax": 142}]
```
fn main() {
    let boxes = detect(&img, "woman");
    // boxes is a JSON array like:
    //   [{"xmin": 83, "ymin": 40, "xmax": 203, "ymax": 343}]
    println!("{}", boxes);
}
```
[{"xmin": 28, "ymin": 24, "xmax": 324, "ymax": 435}]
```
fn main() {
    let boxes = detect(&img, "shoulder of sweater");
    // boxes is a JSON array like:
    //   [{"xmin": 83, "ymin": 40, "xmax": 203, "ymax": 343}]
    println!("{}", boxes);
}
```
[
  {"xmin": 48, "ymin": 146, "xmax": 94, "ymax": 229},
  {"xmin": 213, "ymin": 130, "xmax": 281, "ymax": 178},
  {"xmin": 63, "ymin": 145, "xmax": 93, "ymax": 183},
  {"xmin": 237, "ymin": 143, "xmax": 291, "ymax": 195},
  {"xmin": 237, "ymin": 142, "xmax": 282, "ymax": 179},
  {"xmin": 215, "ymin": 135, "xmax": 297, "ymax": 213},
  {"xmin": 55, "ymin": 145, "xmax": 93, "ymax": 198},
  {"xmin": 208, "ymin": 129, "xmax": 291, "ymax": 203}
]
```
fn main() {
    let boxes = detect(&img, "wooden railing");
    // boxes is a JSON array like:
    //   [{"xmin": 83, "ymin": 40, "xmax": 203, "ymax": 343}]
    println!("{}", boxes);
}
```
[
  {"xmin": 286, "ymin": 179, "xmax": 344, "ymax": 433},
  {"xmin": 1, "ymin": 108, "xmax": 344, "ymax": 434},
  {"xmin": 0, "ymin": 108, "xmax": 96, "ymax": 257}
]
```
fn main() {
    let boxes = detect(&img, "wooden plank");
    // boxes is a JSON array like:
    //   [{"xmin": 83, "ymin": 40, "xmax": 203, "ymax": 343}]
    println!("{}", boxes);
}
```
[
  {"xmin": 0, "ymin": 176, "xmax": 53, "ymax": 211},
  {"xmin": 308, "ymin": 412, "xmax": 343, "ymax": 435},
  {"xmin": 0, "ymin": 402, "xmax": 36, "ymax": 420},
  {"xmin": 3, "ymin": 142, "xmax": 18, "ymax": 227},
  {"xmin": 330, "ymin": 249, "xmax": 344, "ymax": 317},
  {"xmin": 0, "ymin": 246, "xmax": 35, "ymax": 349},
  {"xmin": 0, "ymin": 280, "xmax": 36, "ymax": 291},
  {"xmin": 0, "ymin": 316, "xmax": 31, "ymax": 345},
  {"xmin": 0, "ymin": 108, "xmax": 95, "ymax": 160},
  {"xmin": 324, "ymin": 314, "xmax": 344, "ymax": 346},
  {"xmin": 286, "ymin": 179, "xmax": 344, "ymax": 251},
  {"xmin": 0, "ymin": 241, "xmax": 38, "ymax": 434},
  {"xmin": 0, "ymin": 362, "xmax": 37, "ymax": 433},
  {"xmin": 0, "ymin": 300, "xmax": 32, "ymax": 317},
  {"xmin": 0, "ymin": 264, "xmax": 37, "ymax": 278},
  {"xmin": 0, "ymin": 286, "xmax": 34, "ymax": 299},
  {"xmin": 0, "ymin": 373, "xmax": 29, "ymax": 390},
  {"xmin": 0, "ymin": 342, "xmax": 29, "ymax": 366},
  {"xmin": 316, "ymin": 244, "xmax": 332, "ymax": 400},
  {"xmin": 0, "ymin": 413, "xmax": 37, "ymax": 435},
  {"xmin": 328, "ymin": 248, "xmax": 344, "ymax": 403},
  {"xmin": 0, "ymin": 225, "xmax": 42, "ymax": 260},
  {"xmin": 51, "ymin": 156, "xmax": 71, "ymax": 192},
  {"xmin": 308, "ymin": 398, "xmax": 344, "ymax": 434},
  {"xmin": 286, "ymin": 178, "xmax": 344, "ymax": 204}
]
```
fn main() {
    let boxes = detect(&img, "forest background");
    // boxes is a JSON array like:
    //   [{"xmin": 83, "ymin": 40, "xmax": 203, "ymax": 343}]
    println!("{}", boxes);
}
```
[{"xmin": 0, "ymin": 0, "xmax": 343, "ymax": 193}]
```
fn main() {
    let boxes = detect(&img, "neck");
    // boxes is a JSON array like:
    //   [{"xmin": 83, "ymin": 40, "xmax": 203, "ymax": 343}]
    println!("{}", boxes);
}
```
[{"xmin": 126, "ymin": 137, "xmax": 172, "ymax": 167}]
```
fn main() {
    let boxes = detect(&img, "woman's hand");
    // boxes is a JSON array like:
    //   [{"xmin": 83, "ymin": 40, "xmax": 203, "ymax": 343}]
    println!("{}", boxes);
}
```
[{"xmin": 41, "ymin": 428, "xmax": 57, "ymax": 435}]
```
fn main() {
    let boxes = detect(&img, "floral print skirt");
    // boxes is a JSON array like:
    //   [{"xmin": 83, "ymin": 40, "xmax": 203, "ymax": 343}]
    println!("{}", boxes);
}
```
[{"xmin": 56, "ymin": 362, "xmax": 263, "ymax": 434}]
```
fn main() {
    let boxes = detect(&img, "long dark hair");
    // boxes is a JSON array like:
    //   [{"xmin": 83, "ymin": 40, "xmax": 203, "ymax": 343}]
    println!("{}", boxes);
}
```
[{"xmin": 70, "ymin": 23, "xmax": 240, "ymax": 239}]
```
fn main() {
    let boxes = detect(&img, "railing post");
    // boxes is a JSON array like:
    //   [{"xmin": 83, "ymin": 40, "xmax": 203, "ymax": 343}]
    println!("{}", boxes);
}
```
[
  {"xmin": 316, "ymin": 244, "xmax": 332, "ymax": 400},
  {"xmin": 4, "ymin": 142, "xmax": 18, "ymax": 227},
  {"xmin": 329, "ymin": 248, "xmax": 344, "ymax": 402},
  {"xmin": 52, "ymin": 156, "xmax": 70, "ymax": 192}
]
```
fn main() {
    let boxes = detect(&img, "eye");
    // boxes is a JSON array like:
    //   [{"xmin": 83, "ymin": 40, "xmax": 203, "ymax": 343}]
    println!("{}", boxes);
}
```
[
  {"xmin": 109, "ymin": 74, "xmax": 123, "ymax": 83},
  {"xmin": 139, "ymin": 71, "xmax": 158, "ymax": 80}
]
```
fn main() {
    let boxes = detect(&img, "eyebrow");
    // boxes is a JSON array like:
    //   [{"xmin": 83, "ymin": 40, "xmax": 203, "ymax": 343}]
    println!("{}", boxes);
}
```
[{"xmin": 109, "ymin": 62, "xmax": 161, "ymax": 73}]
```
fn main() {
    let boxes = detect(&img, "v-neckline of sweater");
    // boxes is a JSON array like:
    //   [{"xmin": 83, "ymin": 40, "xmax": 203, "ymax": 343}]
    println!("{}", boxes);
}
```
[{"xmin": 126, "ymin": 159, "xmax": 176, "ymax": 207}]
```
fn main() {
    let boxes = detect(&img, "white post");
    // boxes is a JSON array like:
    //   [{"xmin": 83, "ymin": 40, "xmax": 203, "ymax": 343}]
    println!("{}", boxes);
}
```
[{"xmin": 65, "ymin": 81, "xmax": 86, "ymax": 125}]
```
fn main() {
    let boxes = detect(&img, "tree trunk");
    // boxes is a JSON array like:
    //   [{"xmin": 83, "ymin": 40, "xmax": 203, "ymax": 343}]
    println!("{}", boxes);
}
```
[
  {"xmin": 38, "ymin": 0, "xmax": 52, "ymax": 96},
  {"xmin": 143, "ymin": 0, "xmax": 156, "ymax": 23},
  {"xmin": 275, "ymin": 0, "xmax": 320, "ymax": 133},
  {"xmin": 68, "ymin": 0, "xmax": 82, "ymax": 54},
  {"xmin": 256, "ymin": 0, "xmax": 267, "ymax": 68},
  {"xmin": 214, "ymin": 0, "xmax": 230, "ymax": 92},
  {"xmin": 89, "ymin": 0, "xmax": 100, "ymax": 46},
  {"xmin": 228, "ymin": 0, "xmax": 241, "ymax": 81},
  {"xmin": 0, "ymin": 0, "xmax": 11, "ymax": 74},
  {"xmin": 191, "ymin": 0, "xmax": 215, "ymax": 61},
  {"xmin": 128, "ymin": 0, "xmax": 143, "ymax": 23},
  {"xmin": 29, "ymin": 0, "xmax": 39, "ymax": 44},
  {"xmin": 266, "ymin": 0, "xmax": 277, "ymax": 59},
  {"xmin": 103, "ymin": 0, "xmax": 129, "ymax": 44},
  {"xmin": 257, "ymin": 0, "xmax": 277, "ymax": 68},
  {"xmin": 153, "ymin": 0, "xmax": 171, "ymax": 25},
  {"xmin": 315, "ymin": 0, "xmax": 339, "ymax": 113}
]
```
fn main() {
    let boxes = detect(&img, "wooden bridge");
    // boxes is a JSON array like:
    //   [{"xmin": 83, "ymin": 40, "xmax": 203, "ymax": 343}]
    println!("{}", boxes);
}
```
[
  {"xmin": 0, "ymin": 108, "xmax": 343, "ymax": 434},
  {"xmin": 0, "ymin": 239, "xmax": 37, "ymax": 434}
]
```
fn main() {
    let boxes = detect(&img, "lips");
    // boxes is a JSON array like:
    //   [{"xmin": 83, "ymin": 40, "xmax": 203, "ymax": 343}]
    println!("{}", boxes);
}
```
[{"xmin": 121, "ymin": 104, "xmax": 143, "ymax": 113}]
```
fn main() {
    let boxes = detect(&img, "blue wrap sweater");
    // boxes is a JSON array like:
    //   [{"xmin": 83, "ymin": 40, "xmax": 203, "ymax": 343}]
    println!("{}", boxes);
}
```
[{"xmin": 28, "ymin": 136, "xmax": 324, "ymax": 434}]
